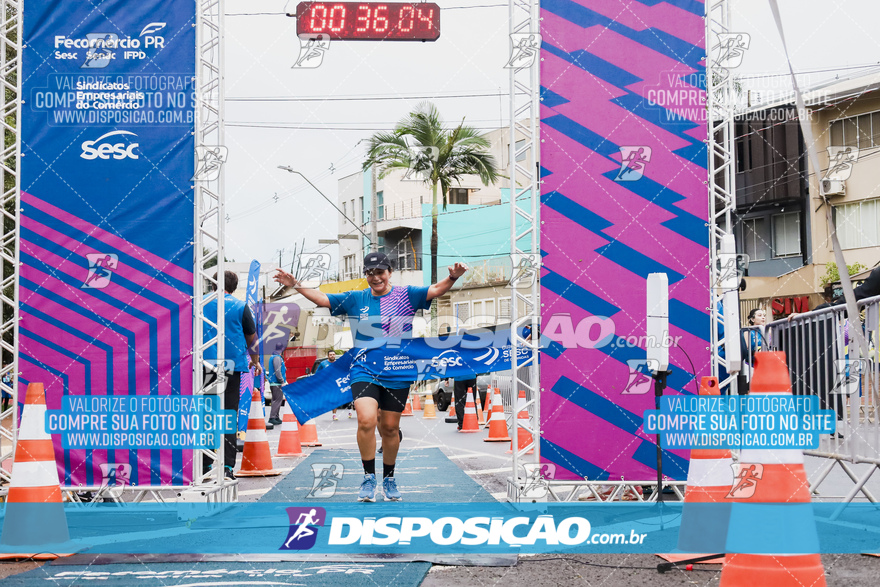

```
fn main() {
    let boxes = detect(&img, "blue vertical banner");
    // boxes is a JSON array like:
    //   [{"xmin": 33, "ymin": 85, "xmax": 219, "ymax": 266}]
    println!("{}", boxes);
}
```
[
  {"xmin": 244, "ymin": 260, "xmax": 264, "ymax": 416},
  {"xmin": 256, "ymin": 299, "xmax": 265, "ymax": 392},
  {"xmin": 20, "ymin": 1, "xmax": 196, "ymax": 487}
]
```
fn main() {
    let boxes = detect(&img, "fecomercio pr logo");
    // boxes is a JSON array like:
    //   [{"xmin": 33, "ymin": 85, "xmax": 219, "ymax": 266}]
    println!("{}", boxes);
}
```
[
  {"xmin": 81, "ymin": 130, "xmax": 140, "ymax": 160},
  {"xmin": 53, "ymin": 22, "xmax": 168, "ymax": 69}
]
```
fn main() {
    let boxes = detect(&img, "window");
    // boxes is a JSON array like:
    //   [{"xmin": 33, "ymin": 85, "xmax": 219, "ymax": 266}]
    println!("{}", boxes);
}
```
[
  {"xmin": 836, "ymin": 199, "xmax": 880, "ymax": 249},
  {"xmin": 515, "ymin": 139, "xmax": 527, "ymax": 162},
  {"xmin": 376, "ymin": 191, "xmax": 384, "ymax": 220},
  {"xmin": 471, "ymin": 299, "xmax": 496, "ymax": 325},
  {"xmin": 499, "ymin": 297, "xmax": 511, "ymax": 320},
  {"xmin": 739, "ymin": 217, "xmax": 768, "ymax": 261},
  {"xmin": 448, "ymin": 188, "xmax": 469, "ymax": 205},
  {"xmin": 397, "ymin": 252, "xmax": 415, "ymax": 271},
  {"xmin": 453, "ymin": 302, "xmax": 470, "ymax": 329},
  {"xmin": 359, "ymin": 196, "xmax": 364, "ymax": 223},
  {"xmin": 343, "ymin": 255, "xmax": 357, "ymax": 280},
  {"xmin": 771, "ymin": 213, "xmax": 801, "ymax": 258},
  {"xmin": 830, "ymin": 111, "xmax": 880, "ymax": 149},
  {"xmin": 342, "ymin": 202, "xmax": 347, "ymax": 217},
  {"xmin": 351, "ymin": 199, "xmax": 355, "ymax": 221}
]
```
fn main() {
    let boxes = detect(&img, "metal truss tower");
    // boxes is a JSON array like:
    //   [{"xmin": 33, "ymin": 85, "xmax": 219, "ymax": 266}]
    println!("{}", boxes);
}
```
[
  {"xmin": 0, "ymin": 0, "xmax": 22, "ymax": 486},
  {"xmin": 706, "ymin": 0, "xmax": 739, "ymax": 391},
  {"xmin": 506, "ymin": 0, "xmax": 542, "ymax": 501},
  {"xmin": 193, "ymin": 0, "xmax": 228, "ymax": 488}
]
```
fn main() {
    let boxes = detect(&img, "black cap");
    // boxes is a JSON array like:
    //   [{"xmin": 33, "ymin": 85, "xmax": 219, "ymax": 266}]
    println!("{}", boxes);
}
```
[{"xmin": 363, "ymin": 252, "xmax": 392, "ymax": 271}]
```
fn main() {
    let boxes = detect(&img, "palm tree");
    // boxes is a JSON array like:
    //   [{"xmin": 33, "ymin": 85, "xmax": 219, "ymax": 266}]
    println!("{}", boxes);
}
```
[{"xmin": 363, "ymin": 102, "xmax": 499, "ymax": 333}]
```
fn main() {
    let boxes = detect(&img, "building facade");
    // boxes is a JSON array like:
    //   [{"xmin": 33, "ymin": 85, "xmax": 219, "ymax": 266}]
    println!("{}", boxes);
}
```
[
  {"xmin": 334, "ymin": 126, "xmax": 532, "ymax": 339},
  {"xmin": 735, "ymin": 73, "xmax": 880, "ymax": 320}
]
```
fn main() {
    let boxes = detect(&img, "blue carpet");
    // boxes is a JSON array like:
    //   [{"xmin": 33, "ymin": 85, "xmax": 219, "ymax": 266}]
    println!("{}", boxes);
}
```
[{"xmin": 261, "ymin": 447, "xmax": 496, "ymax": 503}]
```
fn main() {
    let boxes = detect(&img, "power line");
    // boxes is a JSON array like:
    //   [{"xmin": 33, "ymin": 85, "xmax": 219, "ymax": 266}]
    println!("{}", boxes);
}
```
[
  {"xmin": 226, "ymin": 91, "xmax": 509, "ymax": 102},
  {"xmin": 738, "ymin": 63, "xmax": 880, "ymax": 81},
  {"xmin": 227, "ymin": 122, "xmax": 503, "ymax": 131}
]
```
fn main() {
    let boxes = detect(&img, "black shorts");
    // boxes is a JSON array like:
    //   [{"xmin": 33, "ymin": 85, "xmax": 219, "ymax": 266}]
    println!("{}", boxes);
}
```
[{"xmin": 351, "ymin": 381, "xmax": 410, "ymax": 413}]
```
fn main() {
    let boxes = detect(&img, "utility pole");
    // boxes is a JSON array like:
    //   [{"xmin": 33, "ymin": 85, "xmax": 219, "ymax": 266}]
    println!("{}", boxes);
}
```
[{"xmin": 370, "ymin": 165, "xmax": 378, "ymax": 253}]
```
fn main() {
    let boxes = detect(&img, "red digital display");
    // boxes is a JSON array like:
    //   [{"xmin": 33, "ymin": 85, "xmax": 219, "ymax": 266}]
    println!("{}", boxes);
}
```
[{"xmin": 294, "ymin": 2, "xmax": 440, "ymax": 41}]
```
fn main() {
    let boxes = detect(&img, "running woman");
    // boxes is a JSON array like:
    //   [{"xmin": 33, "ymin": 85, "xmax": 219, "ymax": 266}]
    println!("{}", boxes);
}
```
[{"xmin": 274, "ymin": 252, "xmax": 467, "ymax": 501}]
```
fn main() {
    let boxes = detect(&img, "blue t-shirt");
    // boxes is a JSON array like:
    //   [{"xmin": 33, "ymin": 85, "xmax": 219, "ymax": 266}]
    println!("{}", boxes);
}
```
[
  {"xmin": 203, "ymin": 294, "xmax": 256, "ymax": 372},
  {"xmin": 327, "ymin": 286, "xmax": 431, "ymax": 344},
  {"xmin": 326, "ymin": 285, "xmax": 431, "ymax": 385}
]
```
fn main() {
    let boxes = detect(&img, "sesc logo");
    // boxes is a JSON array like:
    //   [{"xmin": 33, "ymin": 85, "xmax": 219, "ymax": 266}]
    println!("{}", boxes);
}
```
[
  {"xmin": 81, "ymin": 130, "xmax": 140, "ymax": 160},
  {"xmin": 431, "ymin": 350, "xmax": 464, "ymax": 370}
]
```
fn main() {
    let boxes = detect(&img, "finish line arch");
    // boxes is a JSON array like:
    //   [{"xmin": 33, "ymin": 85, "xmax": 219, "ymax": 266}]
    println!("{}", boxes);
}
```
[{"xmin": 0, "ymin": 0, "xmax": 729, "ymax": 502}]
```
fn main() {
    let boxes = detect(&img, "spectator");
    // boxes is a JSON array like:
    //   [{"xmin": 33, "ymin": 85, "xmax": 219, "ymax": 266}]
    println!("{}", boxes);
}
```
[
  {"xmin": 739, "ymin": 308, "xmax": 767, "ymax": 394},
  {"xmin": 203, "ymin": 270, "xmax": 262, "ymax": 480},
  {"xmin": 1, "ymin": 372, "xmax": 11, "ymax": 412},
  {"xmin": 265, "ymin": 350, "xmax": 287, "ymax": 426},
  {"xmin": 850, "ymin": 265, "xmax": 880, "ymax": 302}
]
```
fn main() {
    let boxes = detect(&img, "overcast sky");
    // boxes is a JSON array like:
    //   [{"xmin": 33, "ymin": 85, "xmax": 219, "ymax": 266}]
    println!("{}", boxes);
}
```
[{"xmin": 221, "ymin": 0, "xmax": 880, "ymax": 270}]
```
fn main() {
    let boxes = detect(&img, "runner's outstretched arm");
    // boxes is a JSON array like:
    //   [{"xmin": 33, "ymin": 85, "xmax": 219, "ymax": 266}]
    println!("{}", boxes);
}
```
[
  {"xmin": 427, "ymin": 262, "xmax": 468, "ymax": 301},
  {"xmin": 273, "ymin": 269, "xmax": 331, "ymax": 308}
]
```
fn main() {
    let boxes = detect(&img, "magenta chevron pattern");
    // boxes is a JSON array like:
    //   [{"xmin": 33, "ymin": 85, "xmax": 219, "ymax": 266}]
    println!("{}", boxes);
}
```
[
  {"xmin": 539, "ymin": 0, "xmax": 710, "ymax": 481},
  {"xmin": 380, "ymin": 287, "xmax": 417, "ymax": 336},
  {"xmin": 19, "ymin": 192, "xmax": 194, "ymax": 487}
]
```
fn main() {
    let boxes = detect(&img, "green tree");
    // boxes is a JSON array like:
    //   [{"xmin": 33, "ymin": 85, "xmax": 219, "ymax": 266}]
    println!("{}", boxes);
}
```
[
  {"xmin": 362, "ymin": 102, "xmax": 499, "ymax": 332},
  {"xmin": 820, "ymin": 261, "xmax": 866, "ymax": 287}
]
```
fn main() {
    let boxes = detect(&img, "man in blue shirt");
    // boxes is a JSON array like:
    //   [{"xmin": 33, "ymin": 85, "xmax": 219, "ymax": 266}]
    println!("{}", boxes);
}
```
[
  {"xmin": 203, "ymin": 270, "xmax": 262, "ymax": 479},
  {"xmin": 274, "ymin": 252, "xmax": 466, "ymax": 502},
  {"xmin": 265, "ymin": 351, "xmax": 287, "ymax": 426}
]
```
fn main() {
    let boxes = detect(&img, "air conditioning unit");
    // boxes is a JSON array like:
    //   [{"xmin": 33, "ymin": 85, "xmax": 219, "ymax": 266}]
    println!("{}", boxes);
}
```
[{"xmin": 820, "ymin": 178, "xmax": 846, "ymax": 197}]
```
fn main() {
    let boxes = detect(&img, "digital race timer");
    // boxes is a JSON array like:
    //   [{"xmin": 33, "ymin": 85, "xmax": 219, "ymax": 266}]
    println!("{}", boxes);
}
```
[{"xmin": 294, "ymin": 2, "xmax": 440, "ymax": 41}]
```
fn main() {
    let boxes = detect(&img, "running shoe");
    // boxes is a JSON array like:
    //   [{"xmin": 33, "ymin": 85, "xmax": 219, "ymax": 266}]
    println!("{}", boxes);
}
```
[
  {"xmin": 348, "ymin": 411, "xmax": 353, "ymax": 419},
  {"xmin": 332, "ymin": 414, "xmax": 338, "ymax": 421},
  {"xmin": 383, "ymin": 477, "xmax": 402, "ymax": 501},
  {"xmin": 358, "ymin": 473, "xmax": 377, "ymax": 502}
]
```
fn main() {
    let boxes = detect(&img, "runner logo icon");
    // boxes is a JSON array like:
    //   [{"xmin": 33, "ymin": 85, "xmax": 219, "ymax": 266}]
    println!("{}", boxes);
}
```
[
  {"xmin": 281, "ymin": 507, "xmax": 326, "ymax": 550},
  {"xmin": 726, "ymin": 463, "xmax": 763, "ymax": 499},
  {"xmin": 309, "ymin": 463, "xmax": 344, "ymax": 498},
  {"xmin": 82, "ymin": 253, "xmax": 119, "ymax": 289}
]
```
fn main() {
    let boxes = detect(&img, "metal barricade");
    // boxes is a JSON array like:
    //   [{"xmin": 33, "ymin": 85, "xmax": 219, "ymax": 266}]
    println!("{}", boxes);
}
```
[
  {"xmin": 490, "ymin": 366, "xmax": 534, "ymax": 423},
  {"xmin": 765, "ymin": 294, "xmax": 880, "ymax": 502}
]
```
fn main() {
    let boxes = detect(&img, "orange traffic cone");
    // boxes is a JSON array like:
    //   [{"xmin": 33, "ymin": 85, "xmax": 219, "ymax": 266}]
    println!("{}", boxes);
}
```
[
  {"xmin": 658, "ymin": 376, "xmax": 729, "ymax": 565},
  {"xmin": 460, "ymin": 387, "xmax": 480, "ymax": 432},
  {"xmin": 482, "ymin": 389, "xmax": 492, "ymax": 427},
  {"xmin": 275, "ymin": 403, "xmax": 304, "ymax": 457},
  {"xmin": 447, "ymin": 401, "xmax": 456, "ymax": 417},
  {"xmin": 476, "ymin": 390, "xmax": 486, "ymax": 427},
  {"xmin": 508, "ymin": 390, "xmax": 533, "ymax": 454},
  {"xmin": 422, "ymin": 394, "xmax": 437, "ymax": 419},
  {"xmin": 412, "ymin": 393, "xmax": 422, "ymax": 411},
  {"xmin": 0, "ymin": 383, "xmax": 69, "ymax": 558},
  {"xmin": 401, "ymin": 395, "xmax": 413, "ymax": 416},
  {"xmin": 720, "ymin": 352, "xmax": 826, "ymax": 587},
  {"xmin": 298, "ymin": 418, "xmax": 322, "ymax": 447},
  {"xmin": 484, "ymin": 387, "xmax": 511, "ymax": 442},
  {"xmin": 237, "ymin": 389, "xmax": 280, "ymax": 477}
]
